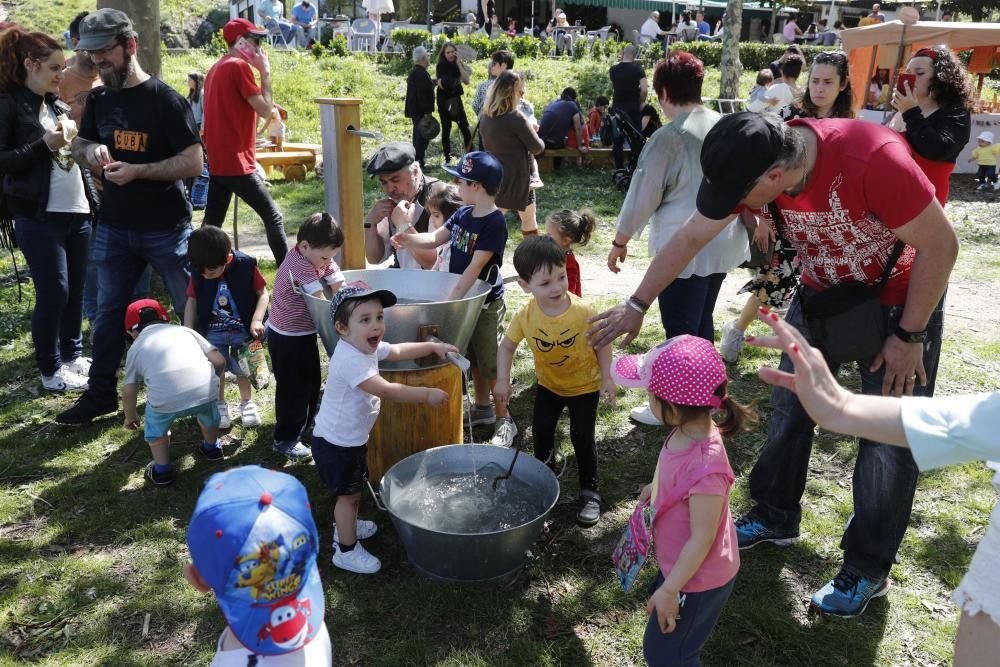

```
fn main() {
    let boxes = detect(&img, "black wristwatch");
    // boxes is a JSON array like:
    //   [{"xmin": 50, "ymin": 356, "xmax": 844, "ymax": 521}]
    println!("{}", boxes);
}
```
[{"xmin": 894, "ymin": 324, "xmax": 927, "ymax": 344}]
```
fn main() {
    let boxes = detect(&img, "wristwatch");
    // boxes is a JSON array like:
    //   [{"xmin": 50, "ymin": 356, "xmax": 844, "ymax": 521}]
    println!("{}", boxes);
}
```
[{"xmin": 894, "ymin": 324, "xmax": 927, "ymax": 344}]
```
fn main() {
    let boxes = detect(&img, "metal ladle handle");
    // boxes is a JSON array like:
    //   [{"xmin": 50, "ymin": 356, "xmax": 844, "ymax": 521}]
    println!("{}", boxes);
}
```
[
  {"xmin": 347, "ymin": 125, "xmax": 384, "ymax": 141},
  {"xmin": 427, "ymin": 336, "xmax": 471, "ymax": 373}
]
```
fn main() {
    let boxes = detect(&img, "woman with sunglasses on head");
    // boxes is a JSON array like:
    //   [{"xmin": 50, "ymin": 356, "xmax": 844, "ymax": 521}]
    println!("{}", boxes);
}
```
[
  {"xmin": 0, "ymin": 27, "xmax": 96, "ymax": 392},
  {"xmin": 890, "ymin": 45, "xmax": 972, "ymax": 204},
  {"xmin": 779, "ymin": 50, "xmax": 855, "ymax": 122}
]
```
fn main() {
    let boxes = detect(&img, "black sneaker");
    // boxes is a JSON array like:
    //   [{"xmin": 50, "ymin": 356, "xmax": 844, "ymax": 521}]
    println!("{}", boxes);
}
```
[
  {"xmin": 199, "ymin": 441, "xmax": 225, "ymax": 462},
  {"xmin": 576, "ymin": 490, "xmax": 601, "ymax": 527},
  {"xmin": 144, "ymin": 462, "xmax": 174, "ymax": 486},
  {"xmin": 55, "ymin": 391, "xmax": 118, "ymax": 425}
]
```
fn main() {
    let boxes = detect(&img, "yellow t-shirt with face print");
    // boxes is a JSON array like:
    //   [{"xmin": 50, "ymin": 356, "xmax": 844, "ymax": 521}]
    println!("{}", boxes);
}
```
[{"xmin": 505, "ymin": 294, "xmax": 602, "ymax": 397}]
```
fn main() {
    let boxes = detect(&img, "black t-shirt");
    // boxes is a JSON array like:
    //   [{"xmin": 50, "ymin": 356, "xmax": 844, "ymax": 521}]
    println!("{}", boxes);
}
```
[
  {"xmin": 79, "ymin": 77, "xmax": 200, "ymax": 231},
  {"xmin": 610, "ymin": 61, "xmax": 646, "ymax": 111}
]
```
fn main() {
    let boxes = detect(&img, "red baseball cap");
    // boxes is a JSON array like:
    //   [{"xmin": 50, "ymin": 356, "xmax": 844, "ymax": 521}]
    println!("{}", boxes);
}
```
[
  {"xmin": 124, "ymin": 299, "xmax": 169, "ymax": 332},
  {"xmin": 222, "ymin": 18, "xmax": 267, "ymax": 45}
]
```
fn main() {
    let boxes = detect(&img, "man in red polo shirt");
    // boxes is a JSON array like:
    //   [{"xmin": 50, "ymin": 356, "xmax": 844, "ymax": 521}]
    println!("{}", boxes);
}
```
[{"xmin": 202, "ymin": 18, "xmax": 288, "ymax": 264}]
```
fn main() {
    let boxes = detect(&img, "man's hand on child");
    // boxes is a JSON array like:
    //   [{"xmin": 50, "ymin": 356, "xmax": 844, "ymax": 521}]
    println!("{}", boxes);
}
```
[{"xmin": 426, "ymin": 388, "xmax": 449, "ymax": 406}]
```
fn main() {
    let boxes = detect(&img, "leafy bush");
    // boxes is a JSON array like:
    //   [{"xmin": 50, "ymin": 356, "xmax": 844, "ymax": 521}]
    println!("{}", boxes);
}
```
[
  {"xmin": 206, "ymin": 29, "xmax": 229, "ymax": 57},
  {"xmin": 391, "ymin": 28, "xmax": 433, "ymax": 58},
  {"xmin": 510, "ymin": 36, "xmax": 544, "ymax": 59}
]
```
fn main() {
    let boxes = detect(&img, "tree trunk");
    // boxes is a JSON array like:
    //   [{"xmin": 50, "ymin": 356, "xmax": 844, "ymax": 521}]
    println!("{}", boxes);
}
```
[
  {"xmin": 98, "ymin": 0, "xmax": 161, "ymax": 78},
  {"xmin": 719, "ymin": 0, "xmax": 743, "ymax": 103}
]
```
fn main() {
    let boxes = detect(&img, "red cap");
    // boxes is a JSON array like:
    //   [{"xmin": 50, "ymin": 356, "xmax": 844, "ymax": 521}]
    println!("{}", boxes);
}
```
[
  {"xmin": 124, "ymin": 299, "xmax": 169, "ymax": 332},
  {"xmin": 222, "ymin": 18, "xmax": 267, "ymax": 45}
]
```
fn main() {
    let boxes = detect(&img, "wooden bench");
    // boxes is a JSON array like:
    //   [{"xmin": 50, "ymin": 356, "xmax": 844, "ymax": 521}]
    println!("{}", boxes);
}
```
[
  {"xmin": 281, "ymin": 142, "xmax": 323, "ymax": 156},
  {"xmin": 256, "ymin": 150, "xmax": 317, "ymax": 181},
  {"xmin": 536, "ymin": 146, "xmax": 630, "ymax": 173}
]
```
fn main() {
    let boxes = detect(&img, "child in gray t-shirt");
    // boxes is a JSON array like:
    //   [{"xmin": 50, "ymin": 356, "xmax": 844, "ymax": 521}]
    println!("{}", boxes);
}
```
[{"xmin": 122, "ymin": 299, "xmax": 227, "ymax": 486}]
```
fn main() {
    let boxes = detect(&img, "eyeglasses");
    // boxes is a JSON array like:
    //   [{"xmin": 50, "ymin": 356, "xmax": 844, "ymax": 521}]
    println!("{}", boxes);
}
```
[{"xmin": 83, "ymin": 42, "xmax": 122, "ymax": 58}]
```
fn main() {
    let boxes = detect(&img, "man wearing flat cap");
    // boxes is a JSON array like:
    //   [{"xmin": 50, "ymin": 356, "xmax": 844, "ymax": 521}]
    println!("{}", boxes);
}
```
[
  {"xmin": 202, "ymin": 18, "xmax": 289, "ymax": 265},
  {"xmin": 59, "ymin": 8, "xmax": 203, "ymax": 425},
  {"xmin": 590, "ymin": 112, "xmax": 958, "ymax": 619},
  {"xmin": 363, "ymin": 142, "xmax": 440, "ymax": 270}
]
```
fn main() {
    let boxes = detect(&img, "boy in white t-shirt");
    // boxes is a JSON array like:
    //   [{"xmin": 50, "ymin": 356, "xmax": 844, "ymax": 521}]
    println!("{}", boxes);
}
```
[{"xmin": 313, "ymin": 282, "xmax": 457, "ymax": 574}]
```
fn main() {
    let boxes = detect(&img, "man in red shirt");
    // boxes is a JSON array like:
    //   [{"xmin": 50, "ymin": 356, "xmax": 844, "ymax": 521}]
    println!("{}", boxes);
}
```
[
  {"xmin": 202, "ymin": 18, "xmax": 288, "ymax": 264},
  {"xmin": 590, "ymin": 113, "xmax": 958, "ymax": 619}
]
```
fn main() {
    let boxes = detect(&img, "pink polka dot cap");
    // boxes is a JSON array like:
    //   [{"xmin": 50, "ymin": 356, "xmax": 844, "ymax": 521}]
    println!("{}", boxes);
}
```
[{"xmin": 612, "ymin": 335, "xmax": 728, "ymax": 408}]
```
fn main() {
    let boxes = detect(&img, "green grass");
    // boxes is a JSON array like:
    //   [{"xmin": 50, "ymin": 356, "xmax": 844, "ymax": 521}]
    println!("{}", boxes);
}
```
[{"xmin": 1, "ymin": 45, "xmax": 999, "ymax": 665}]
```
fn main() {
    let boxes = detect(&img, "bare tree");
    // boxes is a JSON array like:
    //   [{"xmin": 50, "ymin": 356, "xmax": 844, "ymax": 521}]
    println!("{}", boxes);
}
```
[
  {"xmin": 719, "ymin": 0, "xmax": 743, "ymax": 103},
  {"xmin": 98, "ymin": 0, "xmax": 161, "ymax": 78}
]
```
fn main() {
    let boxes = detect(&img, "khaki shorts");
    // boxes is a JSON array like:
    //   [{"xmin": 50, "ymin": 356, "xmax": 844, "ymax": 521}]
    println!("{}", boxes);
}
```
[{"xmin": 466, "ymin": 298, "xmax": 505, "ymax": 380}]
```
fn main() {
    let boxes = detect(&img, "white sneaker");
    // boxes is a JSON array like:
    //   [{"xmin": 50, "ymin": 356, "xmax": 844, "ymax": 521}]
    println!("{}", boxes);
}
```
[
  {"xmin": 491, "ymin": 416, "xmax": 518, "ymax": 447},
  {"xmin": 333, "ymin": 519, "xmax": 378, "ymax": 544},
  {"xmin": 630, "ymin": 405, "xmax": 663, "ymax": 426},
  {"xmin": 63, "ymin": 356, "xmax": 92, "ymax": 376},
  {"xmin": 719, "ymin": 319, "xmax": 745, "ymax": 364},
  {"xmin": 42, "ymin": 366, "xmax": 89, "ymax": 392},
  {"xmin": 217, "ymin": 400, "xmax": 231, "ymax": 429},
  {"xmin": 332, "ymin": 541, "xmax": 381, "ymax": 574},
  {"xmin": 239, "ymin": 399, "xmax": 261, "ymax": 427}
]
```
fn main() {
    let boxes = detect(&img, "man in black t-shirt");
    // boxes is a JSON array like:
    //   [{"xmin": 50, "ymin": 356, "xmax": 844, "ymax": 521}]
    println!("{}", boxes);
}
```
[
  {"xmin": 609, "ymin": 45, "xmax": 647, "ymax": 171},
  {"xmin": 58, "ymin": 9, "xmax": 203, "ymax": 426}
]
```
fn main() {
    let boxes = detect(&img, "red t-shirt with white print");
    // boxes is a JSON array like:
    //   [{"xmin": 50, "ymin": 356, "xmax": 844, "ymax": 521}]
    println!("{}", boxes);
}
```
[{"xmin": 774, "ymin": 118, "xmax": 935, "ymax": 306}]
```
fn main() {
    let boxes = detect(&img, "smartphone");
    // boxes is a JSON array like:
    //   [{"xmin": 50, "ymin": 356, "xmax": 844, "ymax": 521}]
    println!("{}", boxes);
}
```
[
  {"xmin": 896, "ymin": 72, "xmax": 916, "ymax": 95},
  {"xmin": 235, "ymin": 37, "xmax": 258, "ymax": 61}
]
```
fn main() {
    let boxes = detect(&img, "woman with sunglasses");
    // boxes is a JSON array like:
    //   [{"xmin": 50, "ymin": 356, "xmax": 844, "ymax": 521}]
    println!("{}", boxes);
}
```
[
  {"xmin": 890, "ymin": 45, "xmax": 972, "ymax": 204},
  {"xmin": 0, "ymin": 27, "xmax": 96, "ymax": 392},
  {"xmin": 779, "ymin": 50, "xmax": 855, "ymax": 122}
]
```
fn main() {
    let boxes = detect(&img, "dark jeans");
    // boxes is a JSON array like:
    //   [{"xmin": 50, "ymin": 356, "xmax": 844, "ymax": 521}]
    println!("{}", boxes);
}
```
[
  {"xmin": 532, "ymin": 386, "xmax": 600, "ymax": 491},
  {"xmin": 202, "ymin": 172, "xmax": 288, "ymax": 265},
  {"xmin": 411, "ymin": 117, "xmax": 429, "ymax": 168},
  {"xmin": 14, "ymin": 213, "xmax": 92, "ymax": 376},
  {"xmin": 657, "ymin": 272, "xmax": 727, "ymax": 341},
  {"xmin": 976, "ymin": 164, "xmax": 997, "ymax": 185},
  {"xmin": 611, "ymin": 106, "xmax": 642, "ymax": 171},
  {"xmin": 438, "ymin": 101, "xmax": 472, "ymax": 160},
  {"xmin": 83, "ymin": 258, "xmax": 151, "ymax": 325},
  {"xmin": 643, "ymin": 572, "xmax": 735, "ymax": 667},
  {"xmin": 748, "ymin": 288, "xmax": 945, "ymax": 580},
  {"xmin": 267, "ymin": 329, "xmax": 320, "ymax": 444},
  {"xmin": 87, "ymin": 223, "xmax": 192, "ymax": 398}
]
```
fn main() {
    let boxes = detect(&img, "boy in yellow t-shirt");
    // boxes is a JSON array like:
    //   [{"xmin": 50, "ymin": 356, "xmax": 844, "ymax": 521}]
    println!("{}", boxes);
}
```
[
  {"xmin": 969, "ymin": 130, "xmax": 1000, "ymax": 191},
  {"xmin": 495, "ymin": 236, "xmax": 616, "ymax": 527}
]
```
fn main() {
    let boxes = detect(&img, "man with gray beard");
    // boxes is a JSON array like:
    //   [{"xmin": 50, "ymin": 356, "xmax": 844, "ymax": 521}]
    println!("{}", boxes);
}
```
[{"xmin": 57, "ymin": 8, "xmax": 203, "ymax": 425}]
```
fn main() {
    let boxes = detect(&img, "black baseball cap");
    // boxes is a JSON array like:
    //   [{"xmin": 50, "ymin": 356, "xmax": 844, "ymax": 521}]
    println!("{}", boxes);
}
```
[
  {"xmin": 366, "ymin": 142, "xmax": 416, "ymax": 176},
  {"xmin": 697, "ymin": 112, "xmax": 785, "ymax": 220},
  {"xmin": 75, "ymin": 8, "xmax": 133, "ymax": 52}
]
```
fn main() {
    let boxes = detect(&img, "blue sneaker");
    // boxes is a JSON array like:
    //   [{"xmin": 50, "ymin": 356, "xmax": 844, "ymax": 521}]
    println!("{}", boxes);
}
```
[
  {"xmin": 734, "ymin": 514, "xmax": 800, "ymax": 550},
  {"xmin": 811, "ymin": 569, "xmax": 890, "ymax": 617}
]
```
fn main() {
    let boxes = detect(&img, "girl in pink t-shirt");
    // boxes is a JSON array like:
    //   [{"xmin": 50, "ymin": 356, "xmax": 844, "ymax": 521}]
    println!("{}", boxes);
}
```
[{"xmin": 613, "ymin": 335, "xmax": 756, "ymax": 666}]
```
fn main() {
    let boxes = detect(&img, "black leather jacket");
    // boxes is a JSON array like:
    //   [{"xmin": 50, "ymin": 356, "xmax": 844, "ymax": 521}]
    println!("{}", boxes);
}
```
[{"xmin": 0, "ymin": 86, "xmax": 97, "ymax": 218}]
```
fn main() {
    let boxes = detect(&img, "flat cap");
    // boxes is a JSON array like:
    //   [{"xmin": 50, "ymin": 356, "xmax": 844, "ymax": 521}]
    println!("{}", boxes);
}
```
[
  {"xmin": 366, "ymin": 142, "xmax": 416, "ymax": 176},
  {"xmin": 75, "ymin": 8, "xmax": 133, "ymax": 52}
]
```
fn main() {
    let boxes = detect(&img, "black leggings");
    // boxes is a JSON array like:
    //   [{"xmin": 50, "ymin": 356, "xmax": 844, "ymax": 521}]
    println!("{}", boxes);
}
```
[
  {"xmin": 532, "ymin": 385, "xmax": 599, "ymax": 492},
  {"xmin": 438, "ymin": 99, "xmax": 472, "ymax": 160}
]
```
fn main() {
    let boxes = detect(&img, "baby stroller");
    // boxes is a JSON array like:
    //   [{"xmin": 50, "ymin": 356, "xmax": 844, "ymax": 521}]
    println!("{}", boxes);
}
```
[{"xmin": 606, "ymin": 107, "xmax": 646, "ymax": 192}]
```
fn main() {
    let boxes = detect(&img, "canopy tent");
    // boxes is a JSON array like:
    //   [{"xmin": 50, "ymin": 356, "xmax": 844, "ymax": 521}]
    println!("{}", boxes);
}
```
[{"xmin": 840, "ymin": 20, "xmax": 1000, "ymax": 110}]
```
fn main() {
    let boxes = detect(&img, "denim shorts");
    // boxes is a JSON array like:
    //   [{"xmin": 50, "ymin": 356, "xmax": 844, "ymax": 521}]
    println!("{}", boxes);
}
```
[
  {"xmin": 207, "ymin": 328, "xmax": 250, "ymax": 376},
  {"xmin": 312, "ymin": 435, "xmax": 368, "ymax": 496},
  {"xmin": 144, "ymin": 399, "xmax": 220, "ymax": 441}
]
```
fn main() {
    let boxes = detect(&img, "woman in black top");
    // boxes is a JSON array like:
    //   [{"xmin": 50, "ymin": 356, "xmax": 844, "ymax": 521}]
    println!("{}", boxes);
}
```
[
  {"xmin": 435, "ymin": 42, "xmax": 472, "ymax": 163},
  {"xmin": 891, "ymin": 45, "xmax": 972, "ymax": 204}
]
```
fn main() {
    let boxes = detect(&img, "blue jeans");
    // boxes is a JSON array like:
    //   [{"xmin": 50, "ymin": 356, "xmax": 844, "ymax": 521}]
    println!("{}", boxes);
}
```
[
  {"xmin": 747, "ymin": 288, "xmax": 945, "ymax": 580},
  {"xmin": 643, "ymin": 572, "xmax": 735, "ymax": 667},
  {"xmin": 82, "ymin": 257, "xmax": 152, "ymax": 325},
  {"xmin": 657, "ymin": 273, "xmax": 727, "ymax": 341},
  {"xmin": 87, "ymin": 224, "xmax": 192, "ymax": 397},
  {"xmin": 14, "ymin": 213, "xmax": 92, "ymax": 376}
]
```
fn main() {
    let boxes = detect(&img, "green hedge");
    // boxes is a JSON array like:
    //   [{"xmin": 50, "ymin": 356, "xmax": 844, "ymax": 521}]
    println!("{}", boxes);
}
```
[{"xmin": 667, "ymin": 41, "xmax": 835, "ymax": 71}]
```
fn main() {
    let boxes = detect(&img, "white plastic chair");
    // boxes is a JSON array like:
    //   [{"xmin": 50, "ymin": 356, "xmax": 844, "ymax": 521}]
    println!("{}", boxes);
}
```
[
  {"xmin": 263, "ymin": 17, "xmax": 291, "ymax": 49},
  {"xmin": 349, "ymin": 18, "xmax": 377, "ymax": 52}
]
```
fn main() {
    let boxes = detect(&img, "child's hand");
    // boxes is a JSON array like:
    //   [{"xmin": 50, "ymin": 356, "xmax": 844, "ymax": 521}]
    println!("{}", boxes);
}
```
[
  {"xmin": 493, "ymin": 379, "xmax": 512, "ymax": 406},
  {"xmin": 601, "ymin": 377, "xmax": 617, "ymax": 405},
  {"xmin": 390, "ymin": 230, "xmax": 413, "ymax": 249},
  {"xmin": 426, "ymin": 388, "xmax": 449, "ymax": 406},
  {"xmin": 638, "ymin": 482, "xmax": 653, "ymax": 504},
  {"xmin": 646, "ymin": 584, "xmax": 681, "ymax": 634},
  {"xmin": 250, "ymin": 319, "xmax": 265, "ymax": 339},
  {"xmin": 123, "ymin": 413, "xmax": 141, "ymax": 430},
  {"xmin": 433, "ymin": 342, "xmax": 459, "ymax": 359}
]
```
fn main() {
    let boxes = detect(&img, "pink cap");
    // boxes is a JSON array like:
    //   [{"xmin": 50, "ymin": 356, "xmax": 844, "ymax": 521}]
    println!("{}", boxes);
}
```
[{"xmin": 612, "ymin": 335, "xmax": 728, "ymax": 408}]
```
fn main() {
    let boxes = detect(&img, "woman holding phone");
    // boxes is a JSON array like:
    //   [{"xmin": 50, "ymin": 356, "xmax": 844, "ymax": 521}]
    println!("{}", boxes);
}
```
[
  {"xmin": 890, "ymin": 46, "xmax": 972, "ymax": 204},
  {"xmin": 0, "ymin": 27, "xmax": 96, "ymax": 392}
]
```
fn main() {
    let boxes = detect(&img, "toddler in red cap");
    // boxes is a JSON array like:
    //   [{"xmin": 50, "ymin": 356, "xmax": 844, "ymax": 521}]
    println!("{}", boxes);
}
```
[
  {"xmin": 613, "ymin": 335, "xmax": 756, "ymax": 666},
  {"xmin": 122, "ymin": 298, "xmax": 228, "ymax": 486}
]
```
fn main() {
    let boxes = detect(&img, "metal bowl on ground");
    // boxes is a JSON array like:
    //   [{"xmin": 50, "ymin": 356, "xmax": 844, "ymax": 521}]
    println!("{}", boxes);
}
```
[
  {"xmin": 379, "ymin": 444, "xmax": 560, "ymax": 582},
  {"xmin": 301, "ymin": 269, "xmax": 490, "ymax": 370}
]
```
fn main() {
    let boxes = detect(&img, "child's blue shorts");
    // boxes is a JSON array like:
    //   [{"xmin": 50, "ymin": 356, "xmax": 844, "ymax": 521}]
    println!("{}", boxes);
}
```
[{"xmin": 144, "ymin": 399, "xmax": 220, "ymax": 441}]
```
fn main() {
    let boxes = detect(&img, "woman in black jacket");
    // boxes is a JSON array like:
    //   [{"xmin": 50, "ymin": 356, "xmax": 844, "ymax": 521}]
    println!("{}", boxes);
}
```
[
  {"xmin": 0, "ymin": 27, "xmax": 94, "ymax": 392},
  {"xmin": 435, "ymin": 42, "xmax": 472, "ymax": 163}
]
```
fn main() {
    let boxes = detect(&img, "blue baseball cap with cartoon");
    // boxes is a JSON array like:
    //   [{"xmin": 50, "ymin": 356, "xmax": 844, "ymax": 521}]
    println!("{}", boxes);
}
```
[
  {"xmin": 442, "ymin": 151, "xmax": 504, "ymax": 191},
  {"xmin": 187, "ymin": 466, "xmax": 324, "ymax": 656}
]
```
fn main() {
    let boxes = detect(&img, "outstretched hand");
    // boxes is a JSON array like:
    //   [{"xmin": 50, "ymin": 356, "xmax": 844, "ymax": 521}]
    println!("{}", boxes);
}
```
[{"xmin": 587, "ymin": 302, "xmax": 643, "ymax": 349}]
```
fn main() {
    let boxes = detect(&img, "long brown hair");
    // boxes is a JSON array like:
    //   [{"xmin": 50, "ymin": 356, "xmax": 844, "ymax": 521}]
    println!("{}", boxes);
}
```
[
  {"xmin": 654, "ymin": 382, "xmax": 757, "ymax": 438},
  {"xmin": 0, "ymin": 27, "xmax": 61, "ymax": 94}
]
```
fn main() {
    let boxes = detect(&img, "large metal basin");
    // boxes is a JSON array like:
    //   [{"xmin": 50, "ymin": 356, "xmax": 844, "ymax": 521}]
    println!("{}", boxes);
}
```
[
  {"xmin": 302, "ymin": 269, "xmax": 490, "ymax": 370},
  {"xmin": 379, "ymin": 445, "xmax": 560, "ymax": 582}
]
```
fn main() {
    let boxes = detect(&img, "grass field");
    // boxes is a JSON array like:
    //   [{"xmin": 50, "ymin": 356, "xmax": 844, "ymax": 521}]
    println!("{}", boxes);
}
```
[{"xmin": 0, "ymin": 38, "xmax": 998, "ymax": 666}]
